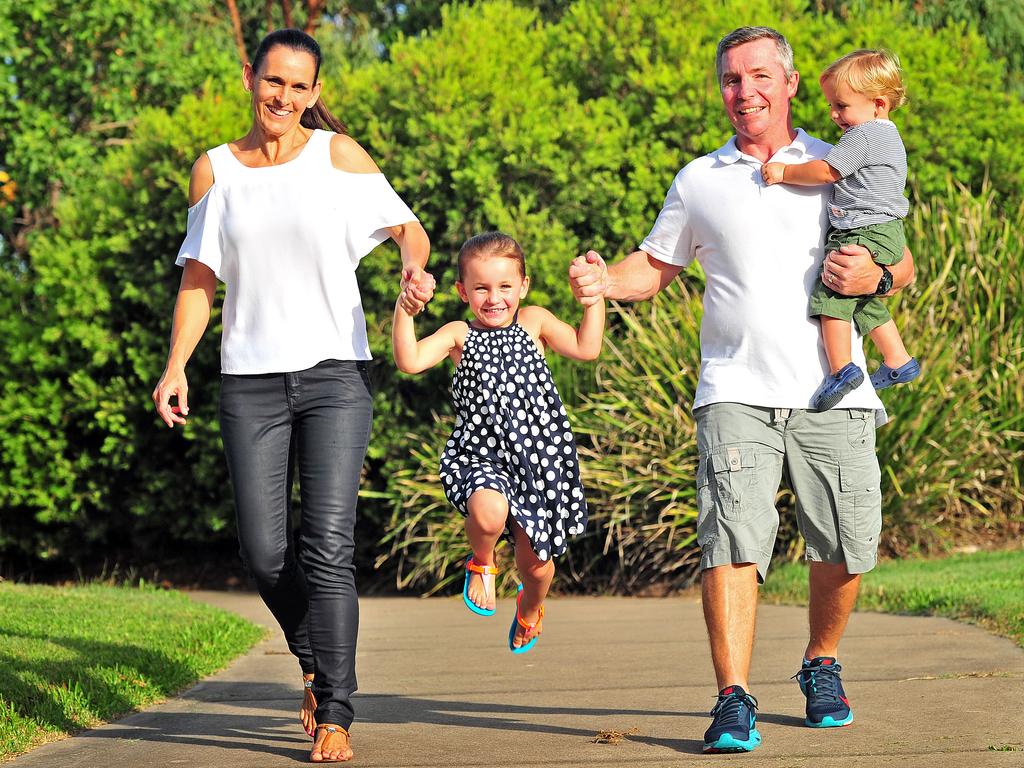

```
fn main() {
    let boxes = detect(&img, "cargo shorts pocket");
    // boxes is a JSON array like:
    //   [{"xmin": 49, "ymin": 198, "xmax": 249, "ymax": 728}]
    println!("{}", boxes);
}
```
[
  {"xmin": 837, "ymin": 453, "xmax": 882, "ymax": 550},
  {"xmin": 705, "ymin": 446, "xmax": 758, "ymax": 522},
  {"xmin": 695, "ymin": 458, "xmax": 716, "ymax": 549},
  {"xmin": 846, "ymin": 409, "xmax": 875, "ymax": 449}
]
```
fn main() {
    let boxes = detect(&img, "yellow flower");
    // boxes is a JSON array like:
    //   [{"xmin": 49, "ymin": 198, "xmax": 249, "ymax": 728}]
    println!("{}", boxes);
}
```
[{"xmin": 0, "ymin": 171, "xmax": 15, "ymax": 204}]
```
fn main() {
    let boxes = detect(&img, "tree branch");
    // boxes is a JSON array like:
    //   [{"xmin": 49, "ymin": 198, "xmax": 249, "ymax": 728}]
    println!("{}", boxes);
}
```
[
  {"xmin": 304, "ymin": 0, "xmax": 325, "ymax": 34},
  {"xmin": 225, "ymin": 0, "xmax": 248, "ymax": 65}
]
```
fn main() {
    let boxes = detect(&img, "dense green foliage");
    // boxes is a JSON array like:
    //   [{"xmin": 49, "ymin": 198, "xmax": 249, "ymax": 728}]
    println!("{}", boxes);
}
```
[
  {"xmin": 761, "ymin": 548, "xmax": 1024, "ymax": 648},
  {"xmin": 1, "ymin": 0, "xmax": 1022, "ymax": 588},
  {"xmin": 0, "ymin": 583, "xmax": 264, "ymax": 759},
  {"xmin": 814, "ymin": 0, "xmax": 1024, "ymax": 89},
  {"xmin": 0, "ymin": 0, "xmax": 239, "ymax": 259}
]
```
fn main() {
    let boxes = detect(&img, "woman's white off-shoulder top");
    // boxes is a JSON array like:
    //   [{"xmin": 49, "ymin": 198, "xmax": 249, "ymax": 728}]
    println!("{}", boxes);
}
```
[{"xmin": 176, "ymin": 129, "xmax": 417, "ymax": 374}]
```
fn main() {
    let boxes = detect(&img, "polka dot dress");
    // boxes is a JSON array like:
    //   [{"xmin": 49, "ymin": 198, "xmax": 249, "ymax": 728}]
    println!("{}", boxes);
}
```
[{"xmin": 439, "ymin": 316, "xmax": 587, "ymax": 561}]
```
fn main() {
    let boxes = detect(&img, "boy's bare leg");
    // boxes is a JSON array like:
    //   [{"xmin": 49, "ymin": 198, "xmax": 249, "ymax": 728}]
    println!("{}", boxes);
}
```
[
  {"xmin": 702, "ymin": 563, "xmax": 759, "ymax": 690},
  {"xmin": 510, "ymin": 523, "xmax": 554, "ymax": 648},
  {"xmin": 805, "ymin": 562, "xmax": 861, "ymax": 660},
  {"xmin": 464, "ymin": 489, "xmax": 508, "ymax": 612},
  {"xmin": 867, "ymin": 319, "xmax": 912, "ymax": 369},
  {"xmin": 820, "ymin": 316, "xmax": 854, "ymax": 375}
]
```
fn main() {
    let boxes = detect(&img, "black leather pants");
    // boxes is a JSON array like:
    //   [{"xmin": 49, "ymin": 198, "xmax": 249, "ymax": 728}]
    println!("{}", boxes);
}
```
[{"xmin": 219, "ymin": 358, "xmax": 372, "ymax": 729}]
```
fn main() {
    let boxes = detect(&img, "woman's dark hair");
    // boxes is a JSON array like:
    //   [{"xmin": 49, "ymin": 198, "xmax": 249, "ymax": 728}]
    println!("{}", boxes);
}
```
[
  {"xmin": 457, "ymin": 232, "xmax": 526, "ymax": 281},
  {"xmin": 251, "ymin": 28, "xmax": 347, "ymax": 134}
]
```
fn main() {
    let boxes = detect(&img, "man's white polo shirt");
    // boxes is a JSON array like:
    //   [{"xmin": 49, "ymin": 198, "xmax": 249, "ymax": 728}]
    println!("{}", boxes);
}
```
[{"xmin": 640, "ymin": 129, "xmax": 886, "ymax": 415}]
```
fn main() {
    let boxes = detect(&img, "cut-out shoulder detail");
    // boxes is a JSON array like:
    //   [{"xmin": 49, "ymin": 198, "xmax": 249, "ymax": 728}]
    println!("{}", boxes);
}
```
[
  {"xmin": 330, "ymin": 133, "xmax": 381, "ymax": 174},
  {"xmin": 188, "ymin": 153, "xmax": 215, "ymax": 207}
]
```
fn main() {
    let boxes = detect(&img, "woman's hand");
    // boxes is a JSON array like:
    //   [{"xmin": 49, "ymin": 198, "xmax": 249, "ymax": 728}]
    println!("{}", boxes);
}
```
[
  {"xmin": 399, "ymin": 266, "xmax": 436, "ymax": 314},
  {"xmin": 152, "ymin": 366, "xmax": 190, "ymax": 428}
]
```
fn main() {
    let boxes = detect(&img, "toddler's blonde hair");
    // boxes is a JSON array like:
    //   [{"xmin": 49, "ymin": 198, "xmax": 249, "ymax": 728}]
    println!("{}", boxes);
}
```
[{"xmin": 820, "ymin": 49, "xmax": 907, "ymax": 109}]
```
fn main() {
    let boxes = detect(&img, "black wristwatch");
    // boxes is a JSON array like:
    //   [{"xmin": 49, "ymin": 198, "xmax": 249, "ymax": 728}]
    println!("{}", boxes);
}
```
[{"xmin": 874, "ymin": 264, "xmax": 893, "ymax": 296}]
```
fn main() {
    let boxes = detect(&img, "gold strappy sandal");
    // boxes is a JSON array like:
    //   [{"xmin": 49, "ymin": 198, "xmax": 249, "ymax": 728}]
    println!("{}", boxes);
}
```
[{"xmin": 310, "ymin": 723, "xmax": 353, "ymax": 763}]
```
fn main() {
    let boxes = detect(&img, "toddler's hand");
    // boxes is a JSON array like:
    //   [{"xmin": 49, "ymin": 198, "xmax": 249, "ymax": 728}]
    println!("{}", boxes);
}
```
[{"xmin": 761, "ymin": 162, "xmax": 785, "ymax": 185}]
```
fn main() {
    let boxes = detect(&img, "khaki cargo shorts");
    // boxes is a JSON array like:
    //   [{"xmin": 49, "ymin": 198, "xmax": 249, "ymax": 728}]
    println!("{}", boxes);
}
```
[{"xmin": 695, "ymin": 402, "xmax": 882, "ymax": 582}]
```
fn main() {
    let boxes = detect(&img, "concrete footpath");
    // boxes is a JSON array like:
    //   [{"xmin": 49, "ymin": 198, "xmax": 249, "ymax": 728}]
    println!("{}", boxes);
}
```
[{"xmin": 9, "ymin": 591, "xmax": 1024, "ymax": 767}]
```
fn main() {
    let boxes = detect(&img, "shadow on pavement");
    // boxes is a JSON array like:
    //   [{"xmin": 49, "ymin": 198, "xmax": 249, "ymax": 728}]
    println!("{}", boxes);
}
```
[
  {"xmin": 79, "ymin": 681, "xmax": 758, "ymax": 757},
  {"xmin": 79, "ymin": 712, "xmax": 310, "ymax": 762}
]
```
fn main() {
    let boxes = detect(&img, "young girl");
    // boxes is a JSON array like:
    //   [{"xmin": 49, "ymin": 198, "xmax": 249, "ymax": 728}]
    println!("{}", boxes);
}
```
[
  {"xmin": 392, "ymin": 231, "xmax": 604, "ymax": 653},
  {"xmin": 762, "ymin": 49, "xmax": 920, "ymax": 410}
]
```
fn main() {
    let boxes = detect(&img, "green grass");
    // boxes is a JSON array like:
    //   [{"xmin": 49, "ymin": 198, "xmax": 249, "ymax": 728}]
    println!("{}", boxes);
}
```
[
  {"xmin": 0, "ymin": 583, "xmax": 265, "ymax": 760},
  {"xmin": 761, "ymin": 548, "xmax": 1024, "ymax": 647}
]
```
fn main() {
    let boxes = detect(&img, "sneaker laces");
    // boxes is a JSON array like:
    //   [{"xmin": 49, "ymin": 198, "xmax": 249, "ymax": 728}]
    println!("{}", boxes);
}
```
[
  {"xmin": 792, "ymin": 661, "xmax": 844, "ymax": 702},
  {"xmin": 709, "ymin": 689, "xmax": 758, "ymax": 725}
]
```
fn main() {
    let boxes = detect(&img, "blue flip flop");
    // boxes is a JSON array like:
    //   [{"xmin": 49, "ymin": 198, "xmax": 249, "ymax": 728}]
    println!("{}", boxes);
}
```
[
  {"xmin": 462, "ymin": 556, "xmax": 498, "ymax": 616},
  {"xmin": 508, "ymin": 584, "xmax": 544, "ymax": 654}
]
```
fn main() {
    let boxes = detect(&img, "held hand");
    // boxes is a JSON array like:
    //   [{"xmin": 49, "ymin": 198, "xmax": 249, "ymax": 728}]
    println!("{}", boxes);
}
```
[
  {"xmin": 761, "ymin": 162, "xmax": 785, "ymax": 185},
  {"xmin": 823, "ymin": 243, "xmax": 883, "ymax": 296},
  {"xmin": 400, "ymin": 267, "xmax": 436, "ymax": 314},
  {"xmin": 152, "ymin": 366, "xmax": 189, "ymax": 429},
  {"xmin": 568, "ymin": 250, "xmax": 608, "ymax": 306}
]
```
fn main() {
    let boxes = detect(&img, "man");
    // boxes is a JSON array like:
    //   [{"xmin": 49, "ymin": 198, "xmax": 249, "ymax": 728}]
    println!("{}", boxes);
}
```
[{"xmin": 569, "ymin": 27, "xmax": 914, "ymax": 754}]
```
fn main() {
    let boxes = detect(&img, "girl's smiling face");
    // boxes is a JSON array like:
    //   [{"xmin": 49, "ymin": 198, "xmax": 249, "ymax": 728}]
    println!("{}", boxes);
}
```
[{"xmin": 456, "ymin": 254, "xmax": 529, "ymax": 328}]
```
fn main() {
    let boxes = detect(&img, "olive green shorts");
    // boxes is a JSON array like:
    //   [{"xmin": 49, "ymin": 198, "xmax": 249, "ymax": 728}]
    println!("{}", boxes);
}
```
[
  {"xmin": 810, "ymin": 219, "xmax": 906, "ymax": 334},
  {"xmin": 695, "ymin": 403, "xmax": 882, "ymax": 582}
]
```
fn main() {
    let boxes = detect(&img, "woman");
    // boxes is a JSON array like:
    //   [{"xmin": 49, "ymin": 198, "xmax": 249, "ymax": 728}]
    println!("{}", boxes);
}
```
[{"xmin": 152, "ymin": 28, "xmax": 433, "ymax": 763}]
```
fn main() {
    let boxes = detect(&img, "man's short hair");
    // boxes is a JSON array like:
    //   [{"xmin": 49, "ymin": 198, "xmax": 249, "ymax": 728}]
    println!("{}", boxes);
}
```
[{"xmin": 716, "ymin": 26, "xmax": 795, "ymax": 87}]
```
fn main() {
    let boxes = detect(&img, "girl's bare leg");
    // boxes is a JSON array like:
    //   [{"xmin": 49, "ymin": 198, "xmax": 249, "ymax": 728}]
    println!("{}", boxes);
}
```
[
  {"xmin": 510, "ymin": 522, "xmax": 554, "ymax": 648},
  {"xmin": 464, "ymin": 489, "xmax": 508, "ymax": 612}
]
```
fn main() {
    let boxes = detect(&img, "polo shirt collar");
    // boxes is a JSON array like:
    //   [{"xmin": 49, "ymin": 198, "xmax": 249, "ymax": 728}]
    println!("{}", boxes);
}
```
[{"xmin": 714, "ymin": 128, "xmax": 815, "ymax": 165}]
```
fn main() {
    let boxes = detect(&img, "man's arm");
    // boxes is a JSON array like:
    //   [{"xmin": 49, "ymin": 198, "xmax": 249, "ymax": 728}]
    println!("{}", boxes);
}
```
[
  {"xmin": 569, "ymin": 249, "xmax": 683, "ymax": 304},
  {"xmin": 826, "ymin": 244, "xmax": 915, "ymax": 297},
  {"xmin": 607, "ymin": 250, "xmax": 683, "ymax": 301}
]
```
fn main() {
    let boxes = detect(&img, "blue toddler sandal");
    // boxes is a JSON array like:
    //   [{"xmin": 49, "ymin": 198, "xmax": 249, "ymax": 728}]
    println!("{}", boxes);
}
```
[
  {"xmin": 508, "ymin": 584, "xmax": 544, "ymax": 654},
  {"xmin": 462, "ymin": 556, "xmax": 499, "ymax": 616},
  {"xmin": 870, "ymin": 357, "xmax": 921, "ymax": 390},
  {"xmin": 813, "ymin": 362, "xmax": 865, "ymax": 411}
]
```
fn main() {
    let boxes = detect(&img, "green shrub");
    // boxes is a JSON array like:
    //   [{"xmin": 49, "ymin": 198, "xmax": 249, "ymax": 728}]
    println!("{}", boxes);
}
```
[{"xmin": 3, "ymin": 0, "xmax": 1022, "ymax": 584}]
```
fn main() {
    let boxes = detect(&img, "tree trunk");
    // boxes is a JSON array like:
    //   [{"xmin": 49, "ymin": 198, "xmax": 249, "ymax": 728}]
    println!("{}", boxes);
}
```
[{"xmin": 225, "ymin": 0, "xmax": 248, "ymax": 65}]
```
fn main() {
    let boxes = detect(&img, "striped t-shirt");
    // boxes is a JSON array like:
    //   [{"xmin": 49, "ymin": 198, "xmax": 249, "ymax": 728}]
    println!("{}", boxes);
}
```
[{"xmin": 825, "ymin": 119, "xmax": 908, "ymax": 229}]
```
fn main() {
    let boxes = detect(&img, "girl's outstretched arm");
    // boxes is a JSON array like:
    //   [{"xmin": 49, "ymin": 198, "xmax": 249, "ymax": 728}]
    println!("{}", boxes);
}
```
[
  {"xmin": 392, "ymin": 294, "xmax": 465, "ymax": 374},
  {"xmin": 526, "ymin": 301, "xmax": 605, "ymax": 362}
]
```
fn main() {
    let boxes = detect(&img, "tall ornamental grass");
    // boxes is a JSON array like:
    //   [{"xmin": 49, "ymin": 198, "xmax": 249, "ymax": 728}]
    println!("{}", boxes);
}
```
[{"xmin": 376, "ymin": 181, "xmax": 1024, "ymax": 594}]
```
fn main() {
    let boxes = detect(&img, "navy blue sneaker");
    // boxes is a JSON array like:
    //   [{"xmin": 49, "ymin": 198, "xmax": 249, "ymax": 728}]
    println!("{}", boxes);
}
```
[
  {"xmin": 813, "ymin": 363, "xmax": 865, "ymax": 411},
  {"xmin": 703, "ymin": 685, "xmax": 761, "ymax": 753},
  {"xmin": 870, "ymin": 357, "xmax": 921, "ymax": 390},
  {"xmin": 793, "ymin": 657, "xmax": 854, "ymax": 727}
]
